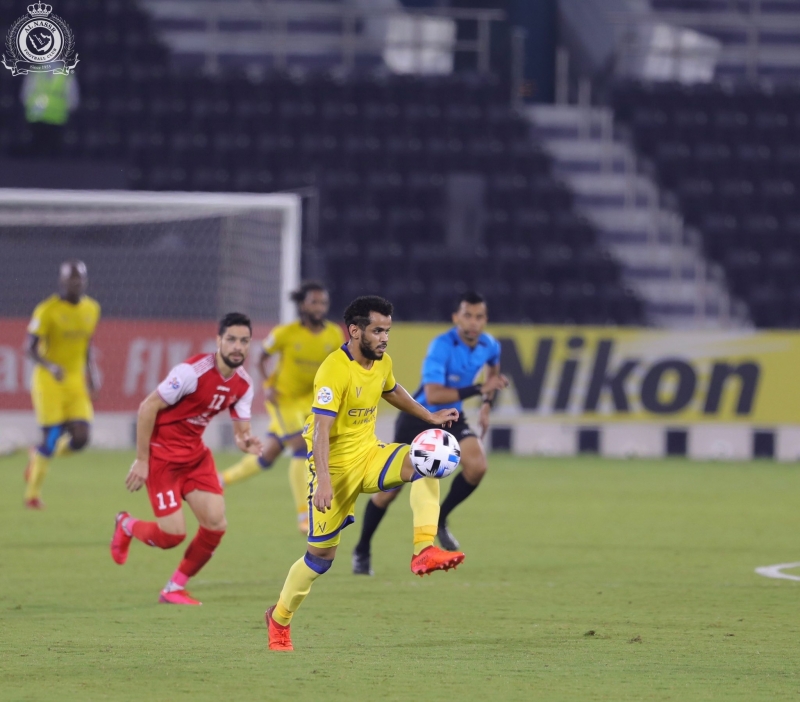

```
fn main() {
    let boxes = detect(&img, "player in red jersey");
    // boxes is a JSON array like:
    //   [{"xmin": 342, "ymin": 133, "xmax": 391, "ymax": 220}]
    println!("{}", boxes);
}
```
[{"xmin": 110, "ymin": 312, "xmax": 262, "ymax": 606}]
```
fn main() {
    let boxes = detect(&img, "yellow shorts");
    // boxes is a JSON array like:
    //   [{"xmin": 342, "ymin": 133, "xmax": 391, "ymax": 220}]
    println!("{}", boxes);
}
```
[
  {"xmin": 31, "ymin": 368, "xmax": 93, "ymax": 427},
  {"xmin": 306, "ymin": 441, "xmax": 410, "ymax": 548},
  {"xmin": 266, "ymin": 394, "xmax": 312, "ymax": 441}
]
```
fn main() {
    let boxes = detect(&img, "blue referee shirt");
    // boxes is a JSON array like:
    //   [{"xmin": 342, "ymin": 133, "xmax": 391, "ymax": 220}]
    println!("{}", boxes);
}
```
[{"xmin": 412, "ymin": 327, "xmax": 501, "ymax": 413}]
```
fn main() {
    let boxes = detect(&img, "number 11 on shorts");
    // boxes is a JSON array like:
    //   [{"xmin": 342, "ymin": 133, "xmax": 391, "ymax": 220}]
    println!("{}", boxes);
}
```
[{"xmin": 156, "ymin": 490, "xmax": 178, "ymax": 510}]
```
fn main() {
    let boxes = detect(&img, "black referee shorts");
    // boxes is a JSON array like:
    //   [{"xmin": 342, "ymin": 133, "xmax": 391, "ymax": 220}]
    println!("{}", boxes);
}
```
[{"xmin": 394, "ymin": 411, "xmax": 476, "ymax": 446}]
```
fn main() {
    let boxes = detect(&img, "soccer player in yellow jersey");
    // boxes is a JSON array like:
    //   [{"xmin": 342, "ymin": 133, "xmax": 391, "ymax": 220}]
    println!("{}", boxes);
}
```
[
  {"xmin": 24, "ymin": 261, "xmax": 101, "ymax": 509},
  {"xmin": 265, "ymin": 296, "xmax": 465, "ymax": 651},
  {"xmin": 220, "ymin": 282, "xmax": 344, "ymax": 533}
]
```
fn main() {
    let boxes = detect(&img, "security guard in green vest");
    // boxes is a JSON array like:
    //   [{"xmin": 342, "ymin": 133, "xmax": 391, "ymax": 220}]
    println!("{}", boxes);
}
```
[{"xmin": 20, "ymin": 72, "xmax": 80, "ymax": 158}]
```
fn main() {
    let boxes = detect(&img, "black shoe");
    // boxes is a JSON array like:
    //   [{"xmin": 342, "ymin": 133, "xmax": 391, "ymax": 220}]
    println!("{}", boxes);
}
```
[
  {"xmin": 352, "ymin": 550, "xmax": 373, "ymax": 576},
  {"xmin": 437, "ymin": 525, "xmax": 460, "ymax": 551}
]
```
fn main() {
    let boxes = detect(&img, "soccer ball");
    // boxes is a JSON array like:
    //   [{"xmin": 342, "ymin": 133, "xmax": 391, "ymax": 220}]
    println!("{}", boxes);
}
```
[{"xmin": 410, "ymin": 428, "xmax": 461, "ymax": 478}]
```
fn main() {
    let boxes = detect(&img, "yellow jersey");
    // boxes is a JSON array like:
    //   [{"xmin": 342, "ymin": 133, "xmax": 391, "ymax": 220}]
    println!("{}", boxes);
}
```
[
  {"xmin": 27, "ymin": 294, "xmax": 101, "ymax": 376},
  {"xmin": 304, "ymin": 345, "xmax": 397, "ymax": 467},
  {"xmin": 263, "ymin": 320, "xmax": 345, "ymax": 399}
]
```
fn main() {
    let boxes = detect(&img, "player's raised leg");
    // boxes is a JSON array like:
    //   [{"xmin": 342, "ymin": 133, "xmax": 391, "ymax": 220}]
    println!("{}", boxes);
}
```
[
  {"xmin": 111, "ymin": 507, "xmax": 187, "ymax": 568},
  {"xmin": 396, "ymin": 454, "xmax": 465, "ymax": 575}
]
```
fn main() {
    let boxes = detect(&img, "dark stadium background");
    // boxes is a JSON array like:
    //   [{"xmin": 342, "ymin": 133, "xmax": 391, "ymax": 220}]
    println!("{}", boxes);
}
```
[{"xmin": 1, "ymin": 0, "xmax": 799, "ymax": 460}]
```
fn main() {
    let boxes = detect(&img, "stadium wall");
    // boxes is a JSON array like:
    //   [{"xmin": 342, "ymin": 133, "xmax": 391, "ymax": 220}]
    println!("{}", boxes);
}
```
[{"xmin": 1, "ymin": 321, "xmax": 798, "ymax": 461}]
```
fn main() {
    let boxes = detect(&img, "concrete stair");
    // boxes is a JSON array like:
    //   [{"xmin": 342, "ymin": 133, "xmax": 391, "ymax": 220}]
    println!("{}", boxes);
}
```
[{"xmin": 527, "ymin": 104, "xmax": 748, "ymax": 329}]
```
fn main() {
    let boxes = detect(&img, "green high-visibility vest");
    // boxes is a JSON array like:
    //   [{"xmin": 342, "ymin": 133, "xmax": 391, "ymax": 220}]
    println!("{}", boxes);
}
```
[{"xmin": 25, "ymin": 73, "xmax": 70, "ymax": 125}]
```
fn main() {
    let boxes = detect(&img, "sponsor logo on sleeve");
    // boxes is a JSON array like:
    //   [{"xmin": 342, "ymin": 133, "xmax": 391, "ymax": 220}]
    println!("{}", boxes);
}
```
[
  {"xmin": 316, "ymin": 386, "xmax": 333, "ymax": 405},
  {"xmin": 168, "ymin": 376, "xmax": 181, "ymax": 390}
]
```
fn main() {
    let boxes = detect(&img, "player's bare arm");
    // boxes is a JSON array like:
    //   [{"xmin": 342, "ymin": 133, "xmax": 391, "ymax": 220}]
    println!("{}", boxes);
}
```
[
  {"xmin": 382, "ymin": 383, "xmax": 459, "ymax": 427},
  {"xmin": 26, "ymin": 333, "xmax": 63, "ymax": 381},
  {"xmin": 126, "ymin": 390, "xmax": 169, "ymax": 492},
  {"xmin": 311, "ymin": 412, "xmax": 335, "ymax": 513},
  {"xmin": 233, "ymin": 421, "xmax": 263, "ymax": 455}
]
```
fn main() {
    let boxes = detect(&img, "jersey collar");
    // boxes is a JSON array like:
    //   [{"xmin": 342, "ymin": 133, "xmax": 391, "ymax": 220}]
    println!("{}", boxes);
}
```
[
  {"xmin": 341, "ymin": 343, "xmax": 354, "ymax": 361},
  {"xmin": 450, "ymin": 327, "xmax": 486, "ymax": 350}
]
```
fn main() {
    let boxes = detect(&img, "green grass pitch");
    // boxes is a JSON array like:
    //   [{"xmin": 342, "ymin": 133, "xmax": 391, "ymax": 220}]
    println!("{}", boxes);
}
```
[{"xmin": 2, "ymin": 449, "xmax": 800, "ymax": 701}]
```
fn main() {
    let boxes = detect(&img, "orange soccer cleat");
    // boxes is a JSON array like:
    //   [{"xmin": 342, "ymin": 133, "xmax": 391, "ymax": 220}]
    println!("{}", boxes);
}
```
[
  {"xmin": 297, "ymin": 514, "xmax": 309, "ymax": 536},
  {"xmin": 110, "ymin": 511, "xmax": 132, "ymax": 565},
  {"xmin": 410, "ymin": 545, "xmax": 465, "ymax": 576},
  {"xmin": 159, "ymin": 589, "xmax": 202, "ymax": 606},
  {"xmin": 265, "ymin": 605, "xmax": 293, "ymax": 651}
]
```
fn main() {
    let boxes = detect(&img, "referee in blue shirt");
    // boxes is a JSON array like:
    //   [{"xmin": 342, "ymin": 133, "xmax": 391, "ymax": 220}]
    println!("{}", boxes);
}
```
[{"xmin": 353, "ymin": 291, "xmax": 509, "ymax": 575}]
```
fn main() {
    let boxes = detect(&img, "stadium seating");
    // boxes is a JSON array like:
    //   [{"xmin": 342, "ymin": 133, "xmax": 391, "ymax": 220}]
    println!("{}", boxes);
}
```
[
  {"xmin": 0, "ymin": 0, "xmax": 643, "ymax": 325},
  {"xmin": 612, "ymin": 80, "xmax": 800, "ymax": 327}
]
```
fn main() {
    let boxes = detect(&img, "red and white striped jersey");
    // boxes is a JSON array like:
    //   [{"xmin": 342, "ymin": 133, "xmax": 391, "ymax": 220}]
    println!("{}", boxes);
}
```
[{"xmin": 150, "ymin": 353, "xmax": 254, "ymax": 462}]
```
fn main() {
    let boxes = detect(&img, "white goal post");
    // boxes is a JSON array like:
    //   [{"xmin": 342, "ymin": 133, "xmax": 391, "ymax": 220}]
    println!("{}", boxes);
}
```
[
  {"xmin": 0, "ymin": 188, "xmax": 302, "ymax": 452},
  {"xmin": 0, "ymin": 189, "xmax": 302, "ymax": 323}
]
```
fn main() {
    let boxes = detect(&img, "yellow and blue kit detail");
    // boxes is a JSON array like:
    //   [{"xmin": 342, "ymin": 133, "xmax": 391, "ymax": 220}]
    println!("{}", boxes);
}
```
[
  {"xmin": 263, "ymin": 320, "xmax": 344, "ymax": 439},
  {"xmin": 303, "ymin": 344, "xmax": 408, "ymax": 547},
  {"xmin": 28, "ymin": 294, "xmax": 100, "ymax": 427}
]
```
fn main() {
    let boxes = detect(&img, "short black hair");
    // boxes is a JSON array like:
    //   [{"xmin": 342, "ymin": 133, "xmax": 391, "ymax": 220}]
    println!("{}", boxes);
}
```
[
  {"xmin": 344, "ymin": 295, "xmax": 393, "ymax": 331},
  {"xmin": 455, "ymin": 290, "xmax": 486, "ymax": 311},
  {"xmin": 290, "ymin": 280, "xmax": 327, "ymax": 305},
  {"xmin": 219, "ymin": 312, "xmax": 252, "ymax": 336}
]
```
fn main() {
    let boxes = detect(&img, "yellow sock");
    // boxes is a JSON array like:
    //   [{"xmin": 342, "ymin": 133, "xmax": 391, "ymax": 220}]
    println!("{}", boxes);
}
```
[
  {"xmin": 24, "ymin": 452, "xmax": 50, "ymax": 500},
  {"xmin": 288, "ymin": 457, "xmax": 309, "ymax": 516},
  {"xmin": 221, "ymin": 454, "xmax": 262, "ymax": 486},
  {"xmin": 53, "ymin": 434, "xmax": 72, "ymax": 457},
  {"xmin": 410, "ymin": 477, "xmax": 440, "ymax": 555},
  {"xmin": 274, "ymin": 556, "xmax": 324, "ymax": 625}
]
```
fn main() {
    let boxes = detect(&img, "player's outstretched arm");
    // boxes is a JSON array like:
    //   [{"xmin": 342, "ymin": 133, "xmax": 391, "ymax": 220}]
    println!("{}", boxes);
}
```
[
  {"xmin": 311, "ymin": 413, "xmax": 335, "ymax": 513},
  {"xmin": 126, "ymin": 391, "xmax": 168, "ymax": 492},
  {"xmin": 382, "ymin": 384, "xmax": 459, "ymax": 427},
  {"xmin": 233, "ymin": 421, "xmax": 263, "ymax": 455}
]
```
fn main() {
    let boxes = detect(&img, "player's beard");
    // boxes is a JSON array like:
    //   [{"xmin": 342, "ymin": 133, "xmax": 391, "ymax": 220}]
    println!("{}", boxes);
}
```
[
  {"xmin": 220, "ymin": 351, "xmax": 245, "ymax": 369},
  {"xmin": 360, "ymin": 338, "xmax": 384, "ymax": 361},
  {"xmin": 303, "ymin": 311, "xmax": 325, "ymax": 328}
]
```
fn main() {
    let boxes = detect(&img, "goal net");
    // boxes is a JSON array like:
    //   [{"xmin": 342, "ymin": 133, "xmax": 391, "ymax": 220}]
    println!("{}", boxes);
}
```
[{"xmin": 0, "ymin": 189, "xmax": 301, "ymax": 450}]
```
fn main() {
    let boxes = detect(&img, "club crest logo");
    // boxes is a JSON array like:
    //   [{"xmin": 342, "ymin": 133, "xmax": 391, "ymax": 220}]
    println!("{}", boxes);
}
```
[{"xmin": 2, "ymin": 3, "xmax": 79, "ymax": 76}]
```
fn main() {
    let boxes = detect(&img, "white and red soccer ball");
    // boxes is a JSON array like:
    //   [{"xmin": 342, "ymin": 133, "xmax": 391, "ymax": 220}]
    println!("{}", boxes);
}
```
[{"xmin": 410, "ymin": 428, "xmax": 461, "ymax": 479}]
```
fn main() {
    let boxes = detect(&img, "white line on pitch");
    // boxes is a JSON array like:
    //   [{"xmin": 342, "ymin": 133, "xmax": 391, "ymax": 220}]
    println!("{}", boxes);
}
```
[{"xmin": 755, "ymin": 562, "xmax": 800, "ymax": 581}]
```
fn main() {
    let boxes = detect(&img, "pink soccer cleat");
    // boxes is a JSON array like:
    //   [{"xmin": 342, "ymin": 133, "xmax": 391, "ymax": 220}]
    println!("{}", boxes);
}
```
[
  {"xmin": 24, "ymin": 497, "xmax": 45, "ymax": 510},
  {"xmin": 159, "ymin": 589, "xmax": 202, "ymax": 606},
  {"xmin": 410, "ymin": 545, "xmax": 465, "ymax": 576},
  {"xmin": 110, "ymin": 511, "xmax": 132, "ymax": 565}
]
